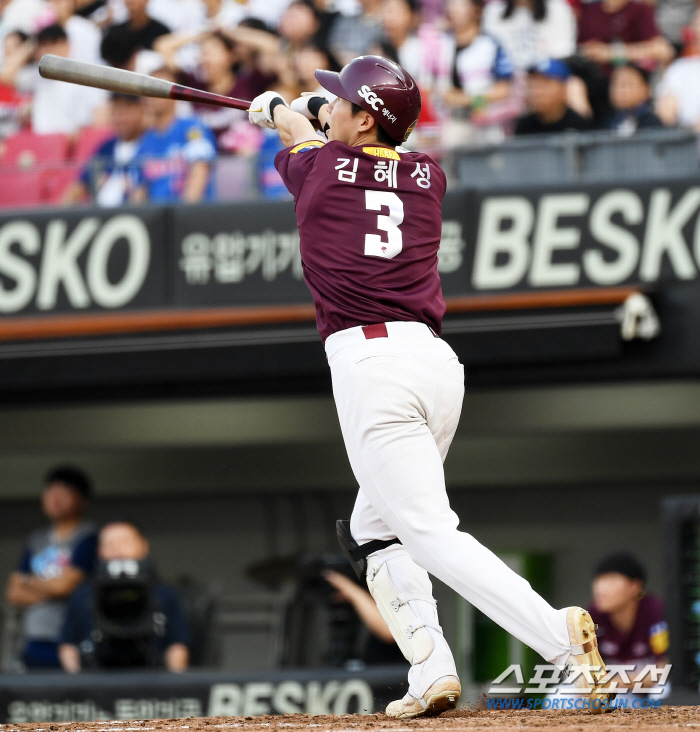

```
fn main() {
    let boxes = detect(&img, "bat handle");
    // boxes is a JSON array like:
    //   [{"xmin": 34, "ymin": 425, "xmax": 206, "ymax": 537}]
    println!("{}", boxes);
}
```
[{"xmin": 170, "ymin": 84, "xmax": 251, "ymax": 111}]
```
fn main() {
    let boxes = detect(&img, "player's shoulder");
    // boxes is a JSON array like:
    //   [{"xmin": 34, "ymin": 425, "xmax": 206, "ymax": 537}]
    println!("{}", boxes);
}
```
[
  {"xmin": 288, "ymin": 138, "xmax": 326, "ymax": 154},
  {"xmin": 173, "ymin": 117, "xmax": 209, "ymax": 138},
  {"xmin": 397, "ymin": 147, "xmax": 447, "ymax": 182},
  {"xmin": 95, "ymin": 136, "xmax": 119, "ymax": 158},
  {"xmin": 639, "ymin": 593, "xmax": 665, "ymax": 617}
]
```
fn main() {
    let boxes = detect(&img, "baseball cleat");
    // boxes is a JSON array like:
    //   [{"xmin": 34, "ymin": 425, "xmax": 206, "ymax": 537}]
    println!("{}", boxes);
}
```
[
  {"xmin": 565, "ymin": 607, "xmax": 615, "ymax": 713},
  {"xmin": 385, "ymin": 675, "xmax": 461, "ymax": 719}
]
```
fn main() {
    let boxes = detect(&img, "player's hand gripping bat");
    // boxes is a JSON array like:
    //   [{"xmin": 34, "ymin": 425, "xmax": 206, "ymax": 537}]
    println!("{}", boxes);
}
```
[{"xmin": 38, "ymin": 55, "xmax": 252, "ymax": 110}]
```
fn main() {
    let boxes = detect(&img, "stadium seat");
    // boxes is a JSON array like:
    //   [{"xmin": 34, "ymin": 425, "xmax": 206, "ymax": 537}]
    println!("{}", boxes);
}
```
[
  {"xmin": 2, "ymin": 130, "xmax": 71, "ymax": 168},
  {"xmin": 73, "ymin": 126, "xmax": 114, "ymax": 164},
  {"xmin": 41, "ymin": 165, "xmax": 80, "ymax": 203},
  {"xmin": 0, "ymin": 169, "xmax": 43, "ymax": 207}
]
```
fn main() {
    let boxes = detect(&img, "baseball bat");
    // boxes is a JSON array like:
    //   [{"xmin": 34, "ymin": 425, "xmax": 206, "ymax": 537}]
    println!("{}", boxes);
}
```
[{"xmin": 38, "ymin": 55, "xmax": 252, "ymax": 110}]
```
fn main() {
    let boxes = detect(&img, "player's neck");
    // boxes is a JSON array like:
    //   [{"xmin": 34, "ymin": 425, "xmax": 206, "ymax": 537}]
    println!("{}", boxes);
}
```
[
  {"xmin": 53, "ymin": 514, "xmax": 82, "ymax": 540},
  {"xmin": 455, "ymin": 24, "xmax": 479, "ymax": 45},
  {"xmin": 608, "ymin": 600, "xmax": 639, "ymax": 635},
  {"xmin": 153, "ymin": 109, "xmax": 175, "ymax": 131},
  {"xmin": 348, "ymin": 132, "xmax": 394, "ymax": 149}
]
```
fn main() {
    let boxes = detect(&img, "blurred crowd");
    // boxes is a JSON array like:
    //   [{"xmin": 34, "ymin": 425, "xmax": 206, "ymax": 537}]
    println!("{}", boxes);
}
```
[{"xmin": 0, "ymin": 0, "xmax": 699, "ymax": 203}]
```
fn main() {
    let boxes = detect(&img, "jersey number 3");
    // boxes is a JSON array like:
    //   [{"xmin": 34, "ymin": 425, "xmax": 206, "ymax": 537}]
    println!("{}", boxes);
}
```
[{"xmin": 364, "ymin": 190, "xmax": 404, "ymax": 259}]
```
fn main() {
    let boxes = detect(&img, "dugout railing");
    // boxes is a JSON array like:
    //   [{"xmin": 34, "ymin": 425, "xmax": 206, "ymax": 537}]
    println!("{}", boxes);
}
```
[{"xmin": 448, "ymin": 128, "xmax": 700, "ymax": 190}]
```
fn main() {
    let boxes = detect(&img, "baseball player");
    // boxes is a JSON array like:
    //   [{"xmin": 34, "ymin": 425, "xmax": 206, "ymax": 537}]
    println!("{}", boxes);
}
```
[{"xmin": 248, "ymin": 56, "xmax": 613, "ymax": 718}]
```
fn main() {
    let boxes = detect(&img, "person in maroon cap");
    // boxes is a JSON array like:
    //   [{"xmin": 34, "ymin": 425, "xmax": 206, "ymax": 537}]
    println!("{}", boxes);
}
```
[{"xmin": 247, "ymin": 56, "xmax": 614, "ymax": 719}]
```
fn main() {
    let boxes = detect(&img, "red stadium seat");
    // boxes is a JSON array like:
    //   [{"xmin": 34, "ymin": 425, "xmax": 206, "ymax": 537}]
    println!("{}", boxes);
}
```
[
  {"xmin": 73, "ymin": 126, "xmax": 114, "ymax": 164},
  {"xmin": 41, "ymin": 165, "xmax": 80, "ymax": 203},
  {"xmin": 0, "ymin": 169, "xmax": 43, "ymax": 208},
  {"xmin": 2, "ymin": 130, "xmax": 71, "ymax": 168}
]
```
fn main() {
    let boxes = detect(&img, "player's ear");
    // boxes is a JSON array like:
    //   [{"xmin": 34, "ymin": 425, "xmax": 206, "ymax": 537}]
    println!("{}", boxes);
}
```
[{"xmin": 359, "ymin": 111, "xmax": 376, "ymax": 133}]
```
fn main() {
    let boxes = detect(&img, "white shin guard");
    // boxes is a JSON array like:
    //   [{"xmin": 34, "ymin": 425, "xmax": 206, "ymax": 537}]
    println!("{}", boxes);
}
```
[{"xmin": 366, "ymin": 546, "xmax": 457, "ymax": 698}]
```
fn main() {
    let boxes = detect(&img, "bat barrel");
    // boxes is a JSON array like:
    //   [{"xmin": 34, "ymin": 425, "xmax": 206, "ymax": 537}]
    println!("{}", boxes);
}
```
[
  {"xmin": 39, "ymin": 55, "xmax": 173, "ymax": 98},
  {"xmin": 38, "ymin": 55, "xmax": 252, "ymax": 111}
]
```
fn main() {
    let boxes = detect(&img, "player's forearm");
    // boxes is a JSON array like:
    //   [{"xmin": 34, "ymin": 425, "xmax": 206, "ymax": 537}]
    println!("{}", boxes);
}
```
[
  {"xmin": 183, "ymin": 161, "xmax": 210, "ymax": 202},
  {"xmin": 487, "ymin": 80, "xmax": 512, "ymax": 104},
  {"xmin": 351, "ymin": 593, "xmax": 395, "ymax": 643},
  {"xmin": 28, "ymin": 567, "xmax": 84, "ymax": 600},
  {"xmin": 59, "ymin": 644, "xmax": 81, "ymax": 673},
  {"xmin": 221, "ymin": 26, "xmax": 281, "ymax": 56},
  {"xmin": 620, "ymin": 38, "xmax": 674, "ymax": 64},
  {"xmin": 656, "ymin": 94, "xmax": 677, "ymax": 126},
  {"xmin": 273, "ymin": 105, "xmax": 317, "ymax": 148},
  {"xmin": 153, "ymin": 32, "xmax": 202, "ymax": 67},
  {"xmin": 63, "ymin": 182, "xmax": 89, "ymax": 205},
  {"xmin": 0, "ymin": 40, "xmax": 36, "ymax": 85},
  {"xmin": 6, "ymin": 574, "xmax": 44, "ymax": 607}
]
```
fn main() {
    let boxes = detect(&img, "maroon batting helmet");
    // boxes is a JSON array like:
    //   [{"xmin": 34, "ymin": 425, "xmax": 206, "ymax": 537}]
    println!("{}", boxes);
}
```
[{"xmin": 315, "ymin": 55, "xmax": 421, "ymax": 143}]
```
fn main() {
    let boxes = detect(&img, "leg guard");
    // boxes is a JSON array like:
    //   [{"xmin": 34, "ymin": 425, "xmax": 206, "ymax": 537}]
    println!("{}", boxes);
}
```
[
  {"xmin": 366, "ymin": 547, "xmax": 441, "ymax": 665},
  {"xmin": 336, "ymin": 519, "xmax": 401, "ymax": 579}
]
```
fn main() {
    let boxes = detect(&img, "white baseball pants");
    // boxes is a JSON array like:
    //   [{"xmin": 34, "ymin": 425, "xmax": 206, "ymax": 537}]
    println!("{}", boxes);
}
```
[{"xmin": 325, "ymin": 322, "xmax": 572, "ymax": 698}]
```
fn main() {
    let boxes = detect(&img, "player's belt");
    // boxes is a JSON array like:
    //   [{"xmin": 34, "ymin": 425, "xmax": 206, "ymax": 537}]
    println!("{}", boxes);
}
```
[
  {"xmin": 362, "ymin": 324, "xmax": 389, "ymax": 339},
  {"xmin": 361, "ymin": 323, "xmax": 439, "ymax": 339}
]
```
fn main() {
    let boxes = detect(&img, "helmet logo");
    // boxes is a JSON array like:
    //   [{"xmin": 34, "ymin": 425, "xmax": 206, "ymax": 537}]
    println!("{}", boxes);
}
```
[{"xmin": 358, "ymin": 85, "xmax": 384, "ymax": 111}]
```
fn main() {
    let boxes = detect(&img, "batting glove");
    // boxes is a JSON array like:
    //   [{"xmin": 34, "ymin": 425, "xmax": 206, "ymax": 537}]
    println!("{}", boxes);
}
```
[
  {"xmin": 248, "ymin": 91, "xmax": 288, "ymax": 129},
  {"xmin": 290, "ymin": 92, "xmax": 329, "ymax": 120}
]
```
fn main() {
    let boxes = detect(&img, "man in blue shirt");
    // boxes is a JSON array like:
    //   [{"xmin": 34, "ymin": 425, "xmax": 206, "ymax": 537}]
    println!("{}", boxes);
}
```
[
  {"xmin": 132, "ymin": 67, "xmax": 217, "ymax": 204},
  {"xmin": 5, "ymin": 467, "xmax": 97, "ymax": 669},
  {"xmin": 59, "ymin": 521, "xmax": 189, "ymax": 672},
  {"xmin": 64, "ymin": 93, "xmax": 147, "ymax": 207}
]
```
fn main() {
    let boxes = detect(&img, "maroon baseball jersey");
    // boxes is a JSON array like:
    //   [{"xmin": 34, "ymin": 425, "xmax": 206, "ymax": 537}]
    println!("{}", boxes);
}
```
[
  {"xmin": 588, "ymin": 595, "xmax": 669, "ymax": 666},
  {"xmin": 275, "ymin": 139, "xmax": 447, "ymax": 342}
]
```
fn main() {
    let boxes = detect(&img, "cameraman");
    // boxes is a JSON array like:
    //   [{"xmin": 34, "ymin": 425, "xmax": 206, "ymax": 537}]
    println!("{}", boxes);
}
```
[{"xmin": 58, "ymin": 522, "xmax": 189, "ymax": 673}]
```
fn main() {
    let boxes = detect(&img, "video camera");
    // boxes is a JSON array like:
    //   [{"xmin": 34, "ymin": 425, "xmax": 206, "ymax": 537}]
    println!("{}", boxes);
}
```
[{"xmin": 83, "ymin": 559, "xmax": 167, "ymax": 669}]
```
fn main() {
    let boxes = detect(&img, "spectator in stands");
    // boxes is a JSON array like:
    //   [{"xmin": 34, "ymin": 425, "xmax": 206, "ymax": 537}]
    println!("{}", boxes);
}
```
[
  {"xmin": 265, "ymin": 0, "xmax": 340, "ymax": 97},
  {"xmin": 59, "ymin": 521, "xmax": 189, "ymax": 672},
  {"xmin": 4, "ymin": 24, "xmax": 108, "ymax": 133},
  {"xmin": 482, "ymin": 0, "xmax": 576, "ymax": 70},
  {"xmin": 5, "ymin": 467, "xmax": 97, "ymax": 670},
  {"xmin": 205, "ymin": 0, "xmax": 291, "ymax": 29},
  {"xmin": 101, "ymin": 0, "xmax": 170, "ymax": 55},
  {"xmin": 100, "ymin": 24, "xmax": 138, "ymax": 68},
  {"xmin": 328, "ymin": 0, "xmax": 384, "ymax": 66},
  {"xmin": 63, "ymin": 93, "xmax": 146, "ymax": 206},
  {"xmin": 656, "ymin": 7, "xmax": 700, "ymax": 129},
  {"xmin": 0, "ymin": 0, "xmax": 45, "ymax": 51},
  {"xmin": 154, "ymin": 30, "xmax": 271, "ymax": 150},
  {"xmin": 45, "ymin": 0, "xmax": 102, "ymax": 65},
  {"xmin": 0, "ymin": 30, "xmax": 30, "ymax": 134},
  {"xmin": 589, "ymin": 553, "xmax": 669, "ymax": 690},
  {"xmin": 604, "ymin": 62, "xmax": 662, "ymax": 133},
  {"xmin": 515, "ymin": 58, "xmax": 590, "ymax": 133},
  {"xmin": 443, "ymin": 0, "xmax": 514, "ymax": 115},
  {"xmin": 132, "ymin": 67, "xmax": 216, "ymax": 203},
  {"xmin": 279, "ymin": 0, "xmax": 324, "ymax": 52},
  {"xmin": 656, "ymin": 0, "xmax": 697, "ymax": 52},
  {"xmin": 291, "ymin": 43, "xmax": 336, "ymax": 96},
  {"xmin": 379, "ymin": 0, "xmax": 422, "ymax": 79},
  {"xmin": 577, "ymin": 0, "xmax": 674, "ymax": 74}
]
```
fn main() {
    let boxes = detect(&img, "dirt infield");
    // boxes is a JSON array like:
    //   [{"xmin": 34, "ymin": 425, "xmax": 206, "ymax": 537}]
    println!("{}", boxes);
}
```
[{"xmin": 3, "ymin": 708, "xmax": 700, "ymax": 732}]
